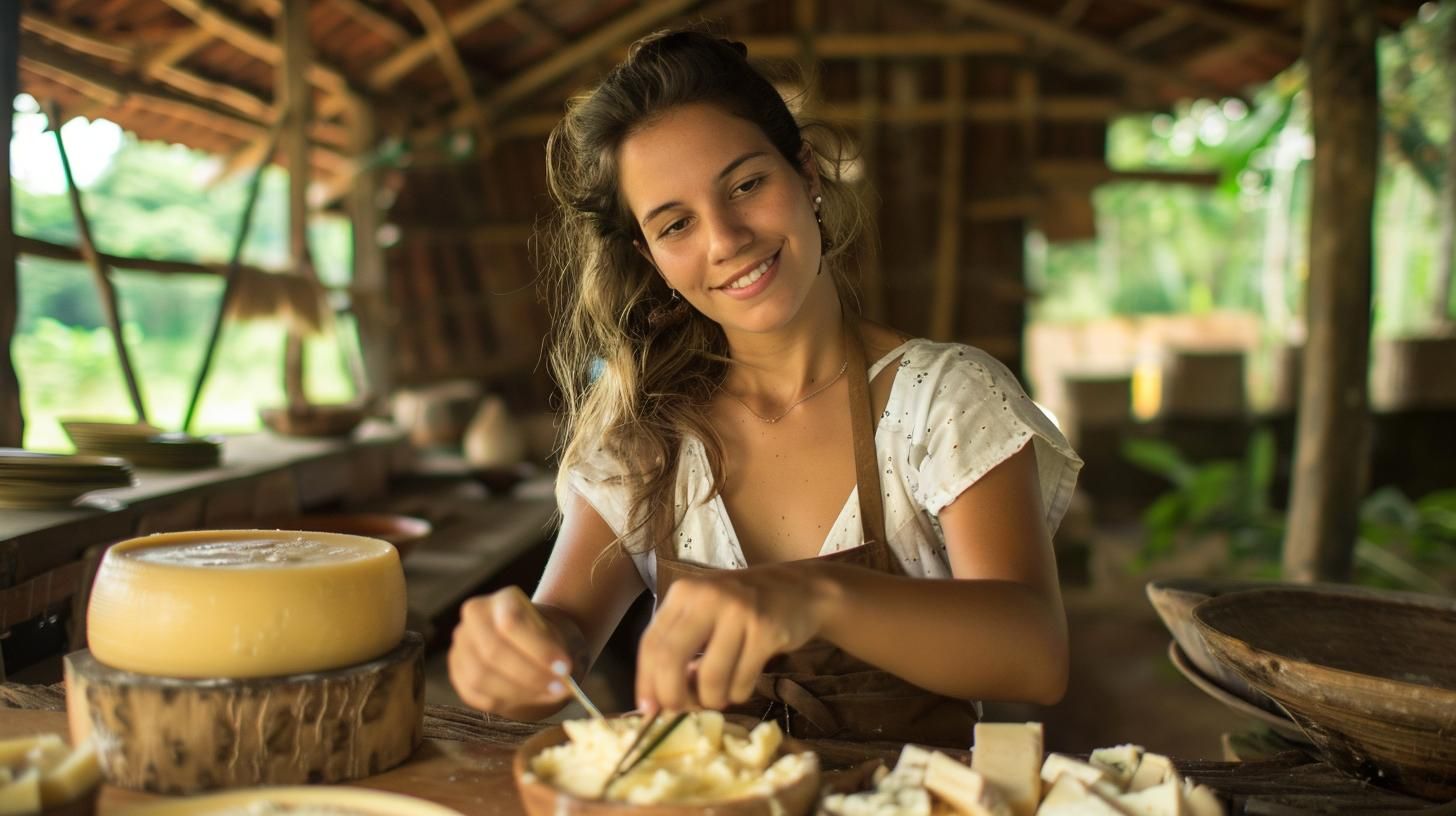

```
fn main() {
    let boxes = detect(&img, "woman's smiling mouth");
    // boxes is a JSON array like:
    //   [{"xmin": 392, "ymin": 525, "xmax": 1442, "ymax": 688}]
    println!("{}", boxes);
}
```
[{"xmin": 715, "ymin": 250, "xmax": 779, "ymax": 299}]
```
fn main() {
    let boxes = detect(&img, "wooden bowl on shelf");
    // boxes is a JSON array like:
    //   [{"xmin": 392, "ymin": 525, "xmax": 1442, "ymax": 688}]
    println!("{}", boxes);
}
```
[
  {"xmin": 251, "ymin": 513, "xmax": 433, "ymax": 559},
  {"xmin": 1194, "ymin": 587, "xmax": 1456, "ymax": 801},
  {"xmin": 259, "ymin": 403, "xmax": 367, "ymax": 438},
  {"xmin": 513, "ymin": 722, "xmax": 821, "ymax": 816}
]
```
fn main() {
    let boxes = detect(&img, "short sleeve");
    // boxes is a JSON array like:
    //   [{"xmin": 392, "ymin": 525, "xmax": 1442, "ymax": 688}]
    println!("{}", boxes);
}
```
[
  {"xmin": 910, "ymin": 345, "xmax": 1082, "ymax": 532},
  {"xmin": 559, "ymin": 447, "xmax": 638, "ymax": 550}
]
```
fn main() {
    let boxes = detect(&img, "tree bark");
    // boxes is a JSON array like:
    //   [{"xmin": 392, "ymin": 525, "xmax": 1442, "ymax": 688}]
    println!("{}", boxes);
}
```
[
  {"xmin": 1283, "ymin": 0, "xmax": 1379, "ymax": 583},
  {"xmin": 1, "ymin": 2, "xmax": 23, "ymax": 447}
]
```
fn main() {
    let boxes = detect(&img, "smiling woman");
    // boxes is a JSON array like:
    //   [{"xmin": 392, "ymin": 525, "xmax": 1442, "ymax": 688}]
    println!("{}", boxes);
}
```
[{"xmin": 447, "ymin": 29, "xmax": 1082, "ymax": 749}]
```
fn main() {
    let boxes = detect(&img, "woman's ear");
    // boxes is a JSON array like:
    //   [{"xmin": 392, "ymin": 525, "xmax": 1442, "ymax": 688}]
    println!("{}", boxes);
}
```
[{"xmin": 797, "ymin": 140, "xmax": 822, "ymax": 200}]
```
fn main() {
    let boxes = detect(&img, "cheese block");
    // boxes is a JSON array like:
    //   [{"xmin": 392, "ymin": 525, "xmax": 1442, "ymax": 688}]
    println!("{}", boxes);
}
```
[
  {"xmin": 925, "ymin": 752, "xmax": 1011, "ymax": 816},
  {"xmin": 1089, "ymin": 745, "xmax": 1143, "ymax": 788},
  {"xmin": 1041, "ymin": 755, "xmax": 1114, "ymax": 789},
  {"xmin": 1034, "ymin": 777, "xmax": 1127, "ymax": 816},
  {"xmin": 1128, "ymin": 754, "xmax": 1176, "ymax": 794},
  {"xmin": 87, "ymin": 529, "xmax": 406, "ymax": 678},
  {"xmin": 1117, "ymin": 780, "xmax": 1183, "ymax": 816},
  {"xmin": 971, "ymin": 723, "xmax": 1043, "ymax": 816}
]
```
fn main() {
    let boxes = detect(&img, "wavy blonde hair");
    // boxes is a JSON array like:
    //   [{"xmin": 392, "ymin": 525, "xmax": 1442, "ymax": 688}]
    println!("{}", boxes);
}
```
[{"xmin": 543, "ymin": 28, "xmax": 874, "ymax": 556}]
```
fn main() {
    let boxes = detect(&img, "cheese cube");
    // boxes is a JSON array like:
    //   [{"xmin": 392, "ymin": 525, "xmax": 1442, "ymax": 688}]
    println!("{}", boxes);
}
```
[
  {"xmin": 1034, "ymin": 776, "xmax": 1128, "ymax": 816},
  {"xmin": 1117, "ymin": 780, "xmax": 1183, "ymax": 816},
  {"xmin": 1128, "ymin": 754, "xmax": 1176, "ymax": 793},
  {"xmin": 39, "ymin": 740, "xmax": 101, "ymax": 807},
  {"xmin": 1180, "ymin": 781, "xmax": 1223, "ymax": 816},
  {"xmin": 1041, "ymin": 754, "xmax": 1114, "ymax": 789},
  {"xmin": 925, "ymin": 752, "xmax": 1011, "ymax": 816},
  {"xmin": 890, "ymin": 744, "xmax": 937, "ymax": 787},
  {"xmin": 972, "ymin": 723, "xmax": 1043, "ymax": 816},
  {"xmin": 0, "ymin": 767, "xmax": 41, "ymax": 816},
  {"xmin": 1089, "ymin": 744, "xmax": 1144, "ymax": 788}
]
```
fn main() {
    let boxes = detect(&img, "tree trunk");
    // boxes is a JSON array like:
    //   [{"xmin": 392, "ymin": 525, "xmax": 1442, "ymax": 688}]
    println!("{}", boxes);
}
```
[
  {"xmin": 1436, "ymin": 9, "xmax": 1456, "ymax": 327},
  {"xmin": 1, "ymin": 2, "xmax": 23, "ymax": 447},
  {"xmin": 1283, "ymin": 0, "xmax": 1379, "ymax": 583}
]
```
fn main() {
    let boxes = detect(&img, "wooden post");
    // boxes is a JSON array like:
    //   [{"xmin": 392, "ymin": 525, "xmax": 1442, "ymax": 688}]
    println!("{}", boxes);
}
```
[
  {"xmin": 346, "ymin": 96, "xmax": 394, "ymax": 410},
  {"xmin": 1, "ymin": 1, "xmax": 22, "ymax": 447},
  {"xmin": 856, "ymin": 57, "xmax": 886, "ymax": 322},
  {"xmin": 50, "ymin": 105, "xmax": 149, "ymax": 424},
  {"xmin": 1283, "ymin": 0, "xmax": 1378, "ymax": 583},
  {"xmin": 279, "ymin": 0, "xmax": 315, "ymax": 409},
  {"xmin": 930, "ymin": 58, "xmax": 966, "ymax": 341},
  {"xmin": 1435, "ymin": 9, "xmax": 1456, "ymax": 328}
]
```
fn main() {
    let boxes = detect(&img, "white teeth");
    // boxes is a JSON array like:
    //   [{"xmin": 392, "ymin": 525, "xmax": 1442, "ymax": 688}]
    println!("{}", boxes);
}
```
[{"xmin": 726, "ymin": 256, "xmax": 773, "ymax": 290}]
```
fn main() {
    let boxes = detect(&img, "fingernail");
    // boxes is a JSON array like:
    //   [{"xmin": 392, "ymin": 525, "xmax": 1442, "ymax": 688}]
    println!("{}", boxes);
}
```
[
  {"xmin": 550, "ymin": 660, "xmax": 569, "ymax": 676},
  {"xmin": 548, "ymin": 681, "xmax": 565, "ymax": 698}
]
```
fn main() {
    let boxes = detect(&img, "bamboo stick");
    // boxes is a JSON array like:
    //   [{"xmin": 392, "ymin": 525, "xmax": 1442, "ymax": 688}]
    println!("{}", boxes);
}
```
[
  {"xmin": 183, "ymin": 117, "xmax": 285, "ymax": 432},
  {"xmin": 930, "ymin": 58, "xmax": 966, "ymax": 341},
  {"xmin": 280, "ymin": 0, "xmax": 314, "ymax": 411},
  {"xmin": 49, "ymin": 104, "xmax": 148, "ymax": 424}
]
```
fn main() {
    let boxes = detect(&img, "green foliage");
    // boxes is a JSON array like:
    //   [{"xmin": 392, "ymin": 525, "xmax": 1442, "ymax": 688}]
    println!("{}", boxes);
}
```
[
  {"xmin": 1125, "ymin": 435, "xmax": 1456, "ymax": 593},
  {"xmin": 11, "ymin": 118, "xmax": 357, "ymax": 449}
]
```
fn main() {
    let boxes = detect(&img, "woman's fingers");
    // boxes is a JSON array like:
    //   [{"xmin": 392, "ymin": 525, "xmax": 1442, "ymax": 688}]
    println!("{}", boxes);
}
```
[
  {"xmin": 447, "ymin": 590, "xmax": 571, "ymax": 713},
  {"xmin": 636, "ymin": 583, "xmax": 717, "ymax": 712},
  {"xmin": 693, "ymin": 613, "xmax": 746, "ymax": 710}
]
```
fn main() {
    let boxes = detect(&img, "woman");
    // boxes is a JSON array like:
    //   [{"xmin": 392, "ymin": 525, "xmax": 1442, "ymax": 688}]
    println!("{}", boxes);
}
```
[{"xmin": 448, "ymin": 30, "xmax": 1081, "ymax": 747}]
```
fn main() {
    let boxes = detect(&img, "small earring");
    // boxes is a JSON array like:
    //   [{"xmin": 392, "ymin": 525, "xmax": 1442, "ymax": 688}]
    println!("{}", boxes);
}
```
[{"xmin": 670, "ymin": 289, "xmax": 680, "ymax": 301}]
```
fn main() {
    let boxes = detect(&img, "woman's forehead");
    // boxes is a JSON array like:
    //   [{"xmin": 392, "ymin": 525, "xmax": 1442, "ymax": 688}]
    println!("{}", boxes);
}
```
[{"xmin": 618, "ymin": 104, "xmax": 780, "ymax": 214}]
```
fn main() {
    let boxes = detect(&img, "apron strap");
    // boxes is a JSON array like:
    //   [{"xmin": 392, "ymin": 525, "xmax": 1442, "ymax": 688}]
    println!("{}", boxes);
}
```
[{"xmin": 845, "ymin": 326, "xmax": 888, "ymax": 550}]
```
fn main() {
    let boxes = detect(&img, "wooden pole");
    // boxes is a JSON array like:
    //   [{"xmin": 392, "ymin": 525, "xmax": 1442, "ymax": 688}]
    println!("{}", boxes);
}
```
[
  {"xmin": 49, "ymin": 105, "xmax": 149, "ymax": 425},
  {"xmin": 930, "ymin": 58, "xmax": 967, "ymax": 341},
  {"xmin": 1435, "ymin": 9, "xmax": 1456, "ymax": 328},
  {"xmin": 1283, "ymin": 0, "xmax": 1379, "ymax": 583},
  {"xmin": 183, "ymin": 117, "xmax": 286, "ymax": 432},
  {"xmin": 346, "ymin": 96, "xmax": 393, "ymax": 410},
  {"xmin": 280, "ymin": 0, "xmax": 315, "ymax": 410},
  {"xmin": 1, "ymin": 1, "xmax": 22, "ymax": 447}
]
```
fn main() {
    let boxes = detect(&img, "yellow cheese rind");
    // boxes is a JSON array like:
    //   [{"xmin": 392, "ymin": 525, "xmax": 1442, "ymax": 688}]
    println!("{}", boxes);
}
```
[
  {"xmin": 87, "ymin": 530, "xmax": 406, "ymax": 678},
  {"xmin": 0, "ymin": 768, "xmax": 41, "ymax": 816},
  {"xmin": 972, "ymin": 722, "xmax": 1043, "ymax": 816},
  {"xmin": 38, "ymin": 740, "xmax": 101, "ymax": 806}
]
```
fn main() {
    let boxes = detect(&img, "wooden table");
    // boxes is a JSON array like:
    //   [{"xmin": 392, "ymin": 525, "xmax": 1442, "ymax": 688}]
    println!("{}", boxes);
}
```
[{"xmin": 1, "ymin": 683, "xmax": 1447, "ymax": 815}]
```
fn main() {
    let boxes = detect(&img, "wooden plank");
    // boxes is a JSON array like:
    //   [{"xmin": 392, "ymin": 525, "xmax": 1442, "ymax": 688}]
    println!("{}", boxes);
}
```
[
  {"xmin": 930, "ymin": 58, "xmax": 966, "ymax": 341},
  {"xmin": 1, "ymin": 1, "xmax": 22, "ymax": 448},
  {"xmin": 937, "ymin": 0, "xmax": 1229, "ymax": 101},
  {"xmin": 736, "ymin": 31, "xmax": 1022, "ymax": 59},
  {"xmin": 14, "ymin": 234, "xmax": 289, "ymax": 279},
  {"xmin": 364, "ymin": 0, "xmax": 519, "ymax": 92},
  {"xmin": 329, "ymin": 0, "xmax": 411, "ymax": 46},
  {"xmin": 397, "ymin": 0, "xmax": 488, "ymax": 138},
  {"xmin": 1283, "ymin": 0, "xmax": 1379, "ymax": 583},
  {"xmin": 19, "ymin": 12, "xmax": 132, "ymax": 61}
]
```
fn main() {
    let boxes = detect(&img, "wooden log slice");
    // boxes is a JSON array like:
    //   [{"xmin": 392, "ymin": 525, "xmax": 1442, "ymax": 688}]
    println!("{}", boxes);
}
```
[{"xmin": 63, "ymin": 631, "xmax": 424, "ymax": 795}]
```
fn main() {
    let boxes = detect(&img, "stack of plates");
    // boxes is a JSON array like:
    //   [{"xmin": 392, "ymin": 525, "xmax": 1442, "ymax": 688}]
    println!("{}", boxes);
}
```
[
  {"xmin": 0, "ymin": 449, "xmax": 135, "ymax": 509},
  {"xmin": 62, "ymin": 420, "xmax": 223, "ymax": 469}
]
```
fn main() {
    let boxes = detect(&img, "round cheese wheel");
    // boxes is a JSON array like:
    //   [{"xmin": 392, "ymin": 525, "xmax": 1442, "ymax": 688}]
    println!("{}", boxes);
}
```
[
  {"xmin": 121, "ymin": 786, "xmax": 465, "ymax": 815},
  {"xmin": 87, "ymin": 529, "xmax": 406, "ymax": 678}
]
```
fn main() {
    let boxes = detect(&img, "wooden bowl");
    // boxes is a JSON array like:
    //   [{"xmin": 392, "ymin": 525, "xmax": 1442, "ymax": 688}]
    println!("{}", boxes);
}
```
[
  {"xmin": 513, "ymin": 723, "xmax": 821, "ymax": 816},
  {"xmin": 259, "ymin": 404, "xmax": 367, "ymax": 437},
  {"xmin": 119, "ymin": 786, "xmax": 464, "ymax": 815},
  {"xmin": 1146, "ymin": 578, "xmax": 1288, "ymax": 715},
  {"xmin": 253, "ymin": 513, "xmax": 432, "ymax": 559},
  {"xmin": 1193, "ymin": 588, "xmax": 1456, "ymax": 801},
  {"xmin": 1166, "ymin": 641, "xmax": 1309, "ymax": 745}
]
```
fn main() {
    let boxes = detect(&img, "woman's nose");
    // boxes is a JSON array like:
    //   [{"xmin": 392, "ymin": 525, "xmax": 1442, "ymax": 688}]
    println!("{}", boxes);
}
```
[{"xmin": 704, "ymin": 205, "xmax": 753, "ymax": 265}]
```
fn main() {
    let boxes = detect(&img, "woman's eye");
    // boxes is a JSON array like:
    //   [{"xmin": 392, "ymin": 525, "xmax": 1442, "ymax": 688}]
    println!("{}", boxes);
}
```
[
  {"xmin": 661, "ymin": 218, "xmax": 688, "ymax": 237},
  {"xmin": 734, "ymin": 177, "xmax": 763, "ymax": 195}
]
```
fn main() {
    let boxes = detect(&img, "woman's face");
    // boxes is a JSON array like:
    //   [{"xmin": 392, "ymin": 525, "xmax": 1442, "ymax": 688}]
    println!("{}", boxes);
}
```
[{"xmin": 618, "ymin": 103, "xmax": 823, "ymax": 335}]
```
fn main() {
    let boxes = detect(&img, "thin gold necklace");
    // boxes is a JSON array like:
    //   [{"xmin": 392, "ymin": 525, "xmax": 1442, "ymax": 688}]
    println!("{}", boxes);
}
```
[{"xmin": 724, "ymin": 359, "xmax": 849, "ymax": 424}]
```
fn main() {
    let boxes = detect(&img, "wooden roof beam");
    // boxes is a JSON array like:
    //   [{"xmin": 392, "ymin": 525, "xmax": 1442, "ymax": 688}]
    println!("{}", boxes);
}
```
[
  {"xmin": 158, "ymin": 0, "xmax": 351, "ymax": 96},
  {"xmin": 738, "ymin": 31, "xmax": 1024, "ymax": 59},
  {"xmin": 1056, "ymin": 0, "xmax": 1093, "ymax": 27},
  {"xmin": 1120, "ymin": 9, "xmax": 1192, "ymax": 52},
  {"xmin": 139, "ymin": 26, "xmax": 215, "ymax": 72},
  {"xmin": 18, "ymin": 37, "xmax": 346, "ymax": 164},
  {"xmin": 330, "ymin": 0, "xmax": 412, "ymax": 47},
  {"xmin": 1127, "ymin": 0, "xmax": 1302, "ymax": 54},
  {"xmin": 485, "ymin": 0, "xmax": 698, "ymax": 116},
  {"xmin": 397, "ymin": 0, "xmax": 487, "ymax": 135},
  {"xmin": 20, "ymin": 13, "xmax": 132, "ymax": 62},
  {"xmin": 502, "ymin": 6, "xmax": 566, "ymax": 48},
  {"xmin": 933, "ymin": 0, "xmax": 1231, "ymax": 101}
]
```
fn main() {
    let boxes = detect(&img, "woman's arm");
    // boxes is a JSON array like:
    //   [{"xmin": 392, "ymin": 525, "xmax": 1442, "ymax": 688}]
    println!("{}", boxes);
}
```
[
  {"xmin": 449, "ymin": 488, "xmax": 646, "ymax": 720},
  {"xmin": 635, "ymin": 444, "xmax": 1067, "ymax": 712}
]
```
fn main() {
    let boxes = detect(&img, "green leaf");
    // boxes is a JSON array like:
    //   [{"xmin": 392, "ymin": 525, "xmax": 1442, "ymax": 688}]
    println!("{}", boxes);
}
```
[{"xmin": 1123, "ymin": 438, "xmax": 1196, "ymax": 487}]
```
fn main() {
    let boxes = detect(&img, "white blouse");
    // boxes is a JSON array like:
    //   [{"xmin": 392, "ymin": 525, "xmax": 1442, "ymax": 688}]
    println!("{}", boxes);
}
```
[{"xmin": 565, "ymin": 339, "xmax": 1083, "ymax": 591}]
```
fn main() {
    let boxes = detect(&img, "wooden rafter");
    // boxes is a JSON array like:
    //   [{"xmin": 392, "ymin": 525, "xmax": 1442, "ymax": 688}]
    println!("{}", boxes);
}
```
[
  {"xmin": 397, "ymin": 0, "xmax": 487, "ymax": 134},
  {"xmin": 1057, "ymin": 0, "xmax": 1094, "ymax": 27},
  {"xmin": 15, "ymin": 235, "xmax": 279, "ymax": 279},
  {"xmin": 158, "ymin": 0, "xmax": 350, "ymax": 96},
  {"xmin": 330, "ymin": 0, "xmax": 411, "ymax": 47},
  {"xmin": 369, "ymin": 0, "xmax": 517, "ymax": 92},
  {"xmin": 20, "ymin": 13, "xmax": 131, "ymax": 62},
  {"xmin": 933, "ymin": 0, "xmax": 1230, "ymax": 101},
  {"xmin": 279, "ymin": 0, "xmax": 314, "ymax": 410},
  {"xmin": 485, "ymin": 0, "xmax": 698, "ymax": 116},
  {"xmin": 1120, "ymin": 9, "xmax": 1191, "ymax": 52},
  {"xmin": 503, "ymin": 6, "xmax": 565, "ymax": 49},
  {"xmin": 738, "ymin": 31, "xmax": 1023, "ymax": 59},
  {"xmin": 138, "ymin": 26, "xmax": 215, "ymax": 73},
  {"xmin": 1127, "ymin": 0, "xmax": 1302, "ymax": 54},
  {"xmin": 18, "ymin": 37, "xmax": 347, "ymax": 165}
]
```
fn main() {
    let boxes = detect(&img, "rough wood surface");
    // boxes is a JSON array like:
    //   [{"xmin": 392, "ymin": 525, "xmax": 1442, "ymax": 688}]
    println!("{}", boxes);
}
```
[
  {"xmin": 63, "ymin": 632, "xmax": 425, "ymax": 794},
  {"xmin": 1283, "ymin": 0, "xmax": 1379, "ymax": 582}
]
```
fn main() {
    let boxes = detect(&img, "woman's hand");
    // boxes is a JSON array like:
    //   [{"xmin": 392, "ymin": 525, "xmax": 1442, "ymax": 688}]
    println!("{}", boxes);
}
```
[
  {"xmin": 448, "ymin": 586, "xmax": 574, "ymax": 716},
  {"xmin": 635, "ymin": 564, "xmax": 841, "ymax": 713}
]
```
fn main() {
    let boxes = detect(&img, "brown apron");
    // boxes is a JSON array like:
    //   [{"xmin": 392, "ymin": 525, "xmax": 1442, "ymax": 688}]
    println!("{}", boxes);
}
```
[{"xmin": 652, "ymin": 327, "xmax": 980, "ymax": 748}]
